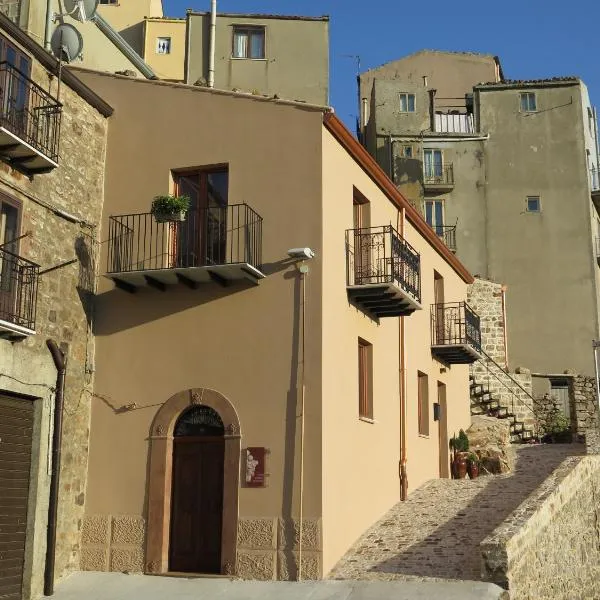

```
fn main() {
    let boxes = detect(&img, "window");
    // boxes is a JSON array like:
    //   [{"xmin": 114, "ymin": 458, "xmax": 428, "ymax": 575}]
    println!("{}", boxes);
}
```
[
  {"xmin": 399, "ymin": 93, "xmax": 416, "ymax": 113},
  {"xmin": 425, "ymin": 200, "xmax": 444, "ymax": 235},
  {"xmin": 99, "ymin": 0, "xmax": 118, "ymax": 4},
  {"xmin": 156, "ymin": 37, "xmax": 171, "ymax": 55},
  {"xmin": 418, "ymin": 371, "xmax": 429, "ymax": 436},
  {"xmin": 423, "ymin": 149, "xmax": 443, "ymax": 180},
  {"xmin": 520, "ymin": 92, "xmax": 537, "ymax": 112},
  {"xmin": 358, "ymin": 339, "xmax": 373, "ymax": 420},
  {"xmin": 526, "ymin": 196, "xmax": 541, "ymax": 212},
  {"xmin": 232, "ymin": 26, "xmax": 265, "ymax": 59},
  {"xmin": 399, "ymin": 145, "xmax": 413, "ymax": 158}
]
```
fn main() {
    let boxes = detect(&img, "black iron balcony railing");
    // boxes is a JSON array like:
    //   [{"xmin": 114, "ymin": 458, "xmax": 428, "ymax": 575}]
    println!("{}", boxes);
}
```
[
  {"xmin": 424, "ymin": 163, "xmax": 454, "ymax": 187},
  {"xmin": 107, "ymin": 203, "xmax": 263, "ymax": 275},
  {"xmin": 591, "ymin": 167, "xmax": 600, "ymax": 193},
  {"xmin": 0, "ymin": 61, "xmax": 61, "ymax": 165},
  {"xmin": 346, "ymin": 225, "xmax": 421, "ymax": 304},
  {"xmin": 430, "ymin": 224, "xmax": 456, "ymax": 252},
  {"xmin": 0, "ymin": 247, "xmax": 39, "ymax": 333},
  {"xmin": 431, "ymin": 302, "xmax": 482, "ymax": 362}
]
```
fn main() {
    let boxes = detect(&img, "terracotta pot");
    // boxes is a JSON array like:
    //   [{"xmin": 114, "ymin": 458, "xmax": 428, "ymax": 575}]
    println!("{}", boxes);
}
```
[
  {"xmin": 452, "ymin": 454, "xmax": 468, "ymax": 479},
  {"xmin": 467, "ymin": 461, "xmax": 479, "ymax": 479}
]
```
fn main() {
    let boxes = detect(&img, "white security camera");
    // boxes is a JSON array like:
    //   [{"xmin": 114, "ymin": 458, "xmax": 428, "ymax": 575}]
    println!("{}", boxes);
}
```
[{"xmin": 287, "ymin": 247, "xmax": 316, "ymax": 260}]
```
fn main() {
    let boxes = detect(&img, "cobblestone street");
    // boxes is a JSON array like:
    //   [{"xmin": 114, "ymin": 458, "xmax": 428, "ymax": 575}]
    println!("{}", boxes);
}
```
[{"xmin": 329, "ymin": 444, "xmax": 585, "ymax": 582}]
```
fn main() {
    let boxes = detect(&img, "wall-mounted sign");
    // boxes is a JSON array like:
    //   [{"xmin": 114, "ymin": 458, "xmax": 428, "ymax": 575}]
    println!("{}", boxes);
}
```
[{"xmin": 245, "ymin": 447, "xmax": 266, "ymax": 487}]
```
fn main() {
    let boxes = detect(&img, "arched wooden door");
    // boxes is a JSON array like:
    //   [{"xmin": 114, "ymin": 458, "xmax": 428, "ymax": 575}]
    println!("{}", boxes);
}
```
[{"xmin": 169, "ymin": 405, "xmax": 224, "ymax": 573}]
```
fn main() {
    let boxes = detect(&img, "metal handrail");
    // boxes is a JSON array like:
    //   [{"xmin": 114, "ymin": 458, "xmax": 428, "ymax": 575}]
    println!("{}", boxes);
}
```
[
  {"xmin": 423, "ymin": 163, "xmax": 454, "ymax": 185},
  {"xmin": 430, "ymin": 301, "xmax": 481, "ymax": 353}
]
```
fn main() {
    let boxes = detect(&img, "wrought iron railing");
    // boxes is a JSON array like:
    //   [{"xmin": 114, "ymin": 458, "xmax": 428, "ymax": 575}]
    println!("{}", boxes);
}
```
[
  {"xmin": 430, "ymin": 224, "xmax": 456, "ymax": 252},
  {"xmin": 423, "ymin": 163, "xmax": 454, "ymax": 186},
  {"xmin": 107, "ymin": 204, "xmax": 263, "ymax": 274},
  {"xmin": 431, "ymin": 301, "xmax": 481, "ymax": 353},
  {"xmin": 346, "ymin": 225, "xmax": 421, "ymax": 303},
  {"xmin": 0, "ymin": 247, "xmax": 39, "ymax": 330},
  {"xmin": 0, "ymin": 62, "xmax": 62, "ymax": 162},
  {"xmin": 591, "ymin": 167, "xmax": 600, "ymax": 192}
]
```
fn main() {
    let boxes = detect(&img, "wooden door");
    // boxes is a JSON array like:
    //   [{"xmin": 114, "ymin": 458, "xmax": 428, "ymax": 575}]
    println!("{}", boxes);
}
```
[
  {"xmin": 169, "ymin": 437, "xmax": 224, "ymax": 573},
  {"xmin": 433, "ymin": 271, "xmax": 445, "ymax": 344},
  {"xmin": 352, "ymin": 193, "xmax": 370, "ymax": 283},
  {"xmin": 0, "ymin": 201, "xmax": 20, "ymax": 324},
  {"xmin": 0, "ymin": 394, "xmax": 34, "ymax": 600},
  {"xmin": 437, "ymin": 383, "xmax": 449, "ymax": 478}
]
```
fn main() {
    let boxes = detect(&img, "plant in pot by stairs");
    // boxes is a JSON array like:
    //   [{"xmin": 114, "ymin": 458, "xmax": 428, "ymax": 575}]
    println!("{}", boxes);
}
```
[
  {"xmin": 467, "ymin": 453, "xmax": 480, "ymax": 479},
  {"xmin": 450, "ymin": 429, "xmax": 469, "ymax": 479},
  {"xmin": 151, "ymin": 194, "xmax": 190, "ymax": 223},
  {"xmin": 541, "ymin": 411, "xmax": 572, "ymax": 444}
]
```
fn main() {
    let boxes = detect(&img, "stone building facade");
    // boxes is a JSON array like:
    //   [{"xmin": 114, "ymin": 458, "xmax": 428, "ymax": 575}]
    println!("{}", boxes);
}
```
[{"xmin": 0, "ymin": 15, "xmax": 111, "ymax": 600}]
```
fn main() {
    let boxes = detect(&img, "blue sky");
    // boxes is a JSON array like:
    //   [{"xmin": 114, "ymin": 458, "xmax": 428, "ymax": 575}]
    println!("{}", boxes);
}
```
[{"xmin": 164, "ymin": 0, "xmax": 600, "ymax": 132}]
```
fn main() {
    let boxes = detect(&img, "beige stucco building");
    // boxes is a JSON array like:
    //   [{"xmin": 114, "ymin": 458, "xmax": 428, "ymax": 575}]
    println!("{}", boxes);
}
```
[
  {"xmin": 64, "ymin": 67, "xmax": 478, "ymax": 581},
  {"xmin": 185, "ymin": 11, "xmax": 329, "ymax": 104},
  {"xmin": 360, "ymin": 50, "xmax": 600, "ymax": 376}
]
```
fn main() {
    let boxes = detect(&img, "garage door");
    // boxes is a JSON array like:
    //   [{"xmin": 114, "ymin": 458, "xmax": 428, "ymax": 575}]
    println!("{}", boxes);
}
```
[{"xmin": 0, "ymin": 395, "xmax": 34, "ymax": 600}]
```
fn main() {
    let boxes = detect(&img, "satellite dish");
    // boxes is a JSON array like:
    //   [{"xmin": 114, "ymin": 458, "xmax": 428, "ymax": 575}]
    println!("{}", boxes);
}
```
[
  {"xmin": 50, "ymin": 24, "xmax": 83, "ymax": 63},
  {"xmin": 63, "ymin": 0, "xmax": 99, "ymax": 22}
]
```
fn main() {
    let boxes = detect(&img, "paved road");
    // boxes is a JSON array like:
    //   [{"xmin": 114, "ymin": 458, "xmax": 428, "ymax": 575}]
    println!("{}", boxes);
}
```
[
  {"xmin": 329, "ymin": 444, "xmax": 584, "ymax": 582},
  {"xmin": 53, "ymin": 572, "xmax": 507, "ymax": 600}
]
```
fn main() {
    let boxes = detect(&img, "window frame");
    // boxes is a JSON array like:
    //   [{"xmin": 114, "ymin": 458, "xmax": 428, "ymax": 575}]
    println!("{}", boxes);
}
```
[
  {"xmin": 358, "ymin": 338, "xmax": 373, "ymax": 421},
  {"xmin": 399, "ymin": 144, "xmax": 413, "ymax": 158},
  {"xmin": 399, "ymin": 92, "xmax": 416, "ymax": 113},
  {"xmin": 418, "ymin": 371, "xmax": 429, "ymax": 436},
  {"xmin": 520, "ymin": 92, "xmax": 537, "ymax": 113},
  {"xmin": 232, "ymin": 25, "xmax": 266, "ymax": 60},
  {"xmin": 424, "ymin": 199, "xmax": 445, "ymax": 233},
  {"xmin": 156, "ymin": 37, "xmax": 171, "ymax": 55},
  {"xmin": 526, "ymin": 195, "xmax": 541, "ymax": 213}
]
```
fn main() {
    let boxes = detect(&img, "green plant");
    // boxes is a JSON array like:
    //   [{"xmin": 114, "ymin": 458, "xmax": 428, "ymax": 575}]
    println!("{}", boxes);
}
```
[
  {"xmin": 546, "ymin": 412, "xmax": 570, "ymax": 435},
  {"xmin": 151, "ymin": 194, "xmax": 190, "ymax": 214},
  {"xmin": 449, "ymin": 430, "xmax": 470, "ymax": 453},
  {"xmin": 467, "ymin": 452, "xmax": 479, "ymax": 465}
]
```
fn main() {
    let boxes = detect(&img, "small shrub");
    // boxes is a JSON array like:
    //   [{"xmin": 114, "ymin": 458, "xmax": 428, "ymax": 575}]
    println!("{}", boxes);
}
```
[{"xmin": 151, "ymin": 194, "xmax": 190, "ymax": 214}]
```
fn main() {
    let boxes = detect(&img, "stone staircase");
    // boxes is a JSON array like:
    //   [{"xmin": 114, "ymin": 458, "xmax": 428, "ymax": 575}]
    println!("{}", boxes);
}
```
[{"xmin": 470, "ymin": 375, "xmax": 534, "ymax": 443}]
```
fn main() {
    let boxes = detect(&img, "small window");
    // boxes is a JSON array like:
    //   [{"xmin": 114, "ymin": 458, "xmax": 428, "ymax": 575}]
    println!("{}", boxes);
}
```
[
  {"xmin": 418, "ymin": 371, "xmax": 429, "ymax": 436},
  {"xmin": 400, "ymin": 93, "xmax": 416, "ymax": 113},
  {"xmin": 233, "ymin": 26, "xmax": 265, "ymax": 59},
  {"xmin": 156, "ymin": 37, "xmax": 171, "ymax": 55},
  {"xmin": 526, "ymin": 196, "xmax": 541, "ymax": 212},
  {"xmin": 520, "ymin": 92, "xmax": 537, "ymax": 112},
  {"xmin": 399, "ymin": 145, "xmax": 413, "ymax": 158},
  {"xmin": 99, "ymin": 0, "xmax": 118, "ymax": 4},
  {"xmin": 358, "ymin": 339, "xmax": 373, "ymax": 420}
]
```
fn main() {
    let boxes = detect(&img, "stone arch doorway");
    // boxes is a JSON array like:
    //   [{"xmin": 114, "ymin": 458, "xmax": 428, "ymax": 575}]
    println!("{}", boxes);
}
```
[{"xmin": 145, "ymin": 389, "xmax": 241, "ymax": 576}]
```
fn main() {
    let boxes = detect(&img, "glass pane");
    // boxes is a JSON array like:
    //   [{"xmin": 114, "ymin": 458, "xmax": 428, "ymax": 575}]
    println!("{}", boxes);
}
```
[
  {"xmin": 434, "ymin": 201, "xmax": 444, "ymax": 234},
  {"xmin": 425, "ymin": 201, "xmax": 433, "ymax": 226},
  {"xmin": 250, "ymin": 31, "xmax": 264, "ymax": 59},
  {"xmin": 404, "ymin": 146, "xmax": 412, "ymax": 158},
  {"xmin": 400, "ymin": 94, "xmax": 407, "ymax": 112},
  {"xmin": 207, "ymin": 171, "xmax": 229, "ymax": 208},
  {"xmin": 433, "ymin": 150, "xmax": 442, "ymax": 176},
  {"xmin": 424, "ymin": 150, "xmax": 432, "ymax": 177},
  {"xmin": 174, "ymin": 405, "xmax": 224, "ymax": 437},
  {"xmin": 529, "ymin": 94, "xmax": 536, "ymax": 111},
  {"xmin": 408, "ymin": 94, "xmax": 415, "ymax": 112},
  {"xmin": 527, "ymin": 197, "xmax": 539, "ymax": 212},
  {"xmin": 233, "ymin": 31, "xmax": 248, "ymax": 58}
]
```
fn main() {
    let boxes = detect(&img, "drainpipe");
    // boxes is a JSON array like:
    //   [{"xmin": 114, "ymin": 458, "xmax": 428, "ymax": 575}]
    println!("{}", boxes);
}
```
[
  {"xmin": 44, "ymin": 0, "xmax": 53, "ymax": 50},
  {"xmin": 44, "ymin": 340, "xmax": 67, "ymax": 597},
  {"xmin": 208, "ymin": 0, "xmax": 217, "ymax": 88},
  {"xmin": 399, "ymin": 208, "xmax": 408, "ymax": 500}
]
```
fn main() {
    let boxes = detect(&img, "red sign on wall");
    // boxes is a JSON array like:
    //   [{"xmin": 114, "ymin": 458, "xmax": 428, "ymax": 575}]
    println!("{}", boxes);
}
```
[{"xmin": 245, "ymin": 447, "xmax": 266, "ymax": 487}]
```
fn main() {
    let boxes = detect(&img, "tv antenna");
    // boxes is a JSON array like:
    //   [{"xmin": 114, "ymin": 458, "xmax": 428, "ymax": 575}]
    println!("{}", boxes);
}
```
[
  {"xmin": 50, "ymin": 23, "xmax": 84, "ymax": 63},
  {"xmin": 62, "ymin": 0, "xmax": 100, "ymax": 22}
]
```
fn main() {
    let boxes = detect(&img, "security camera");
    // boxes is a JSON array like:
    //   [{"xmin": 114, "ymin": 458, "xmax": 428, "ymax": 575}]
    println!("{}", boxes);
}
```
[{"xmin": 287, "ymin": 247, "xmax": 315, "ymax": 260}]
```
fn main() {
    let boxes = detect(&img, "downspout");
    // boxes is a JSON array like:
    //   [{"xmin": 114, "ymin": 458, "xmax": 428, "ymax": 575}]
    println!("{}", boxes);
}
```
[
  {"xmin": 44, "ymin": 340, "xmax": 67, "ymax": 597},
  {"xmin": 44, "ymin": 0, "xmax": 53, "ymax": 50},
  {"xmin": 399, "ymin": 208, "xmax": 408, "ymax": 500},
  {"xmin": 208, "ymin": 0, "xmax": 217, "ymax": 88},
  {"xmin": 92, "ymin": 13, "xmax": 157, "ymax": 80}
]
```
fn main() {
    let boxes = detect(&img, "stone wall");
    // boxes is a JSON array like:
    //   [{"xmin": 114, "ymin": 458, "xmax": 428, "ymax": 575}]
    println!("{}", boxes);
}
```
[
  {"xmin": 481, "ymin": 456, "xmax": 600, "ymax": 599},
  {"xmin": 571, "ymin": 375, "xmax": 600, "ymax": 453},
  {"xmin": 467, "ymin": 277, "xmax": 507, "ymax": 367},
  {"xmin": 0, "ymin": 60, "xmax": 108, "ymax": 598},
  {"xmin": 81, "ymin": 515, "xmax": 322, "ymax": 580}
]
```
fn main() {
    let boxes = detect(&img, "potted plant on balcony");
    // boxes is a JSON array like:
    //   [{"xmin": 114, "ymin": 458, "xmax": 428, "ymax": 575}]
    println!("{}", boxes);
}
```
[
  {"xmin": 151, "ymin": 194, "xmax": 190, "ymax": 223},
  {"xmin": 450, "ymin": 429, "xmax": 469, "ymax": 479}
]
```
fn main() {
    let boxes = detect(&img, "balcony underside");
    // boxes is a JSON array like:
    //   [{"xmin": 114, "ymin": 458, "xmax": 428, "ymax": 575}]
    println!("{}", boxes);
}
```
[
  {"xmin": 0, "ymin": 125, "xmax": 58, "ymax": 174},
  {"xmin": 107, "ymin": 263, "xmax": 266, "ymax": 293},
  {"xmin": 424, "ymin": 181, "xmax": 454, "ymax": 193},
  {"xmin": 347, "ymin": 283, "xmax": 422, "ymax": 318},
  {"xmin": 592, "ymin": 189, "xmax": 600, "ymax": 215},
  {"xmin": 431, "ymin": 343, "xmax": 482, "ymax": 364},
  {"xmin": 0, "ymin": 318, "xmax": 35, "ymax": 340}
]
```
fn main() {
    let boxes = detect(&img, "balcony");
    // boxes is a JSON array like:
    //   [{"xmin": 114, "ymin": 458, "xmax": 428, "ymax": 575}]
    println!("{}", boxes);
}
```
[
  {"xmin": 430, "ymin": 302, "xmax": 482, "ymax": 364},
  {"xmin": 431, "ymin": 225, "xmax": 457, "ymax": 252},
  {"xmin": 346, "ymin": 225, "xmax": 422, "ymax": 319},
  {"xmin": 106, "ymin": 203, "xmax": 265, "ymax": 292},
  {"xmin": 423, "ymin": 164, "xmax": 454, "ymax": 192},
  {"xmin": 0, "ymin": 247, "xmax": 39, "ymax": 339},
  {"xmin": 591, "ymin": 168, "xmax": 600, "ymax": 213},
  {"xmin": 596, "ymin": 237, "xmax": 600, "ymax": 267},
  {"xmin": 0, "ymin": 62, "xmax": 61, "ymax": 175},
  {"xmin": 434, "ymin": 112, "xmax": 475, "ymax": 134}
]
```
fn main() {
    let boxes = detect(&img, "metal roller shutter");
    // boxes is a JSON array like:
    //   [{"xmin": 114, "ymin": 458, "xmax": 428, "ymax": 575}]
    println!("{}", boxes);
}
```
[{"xmin": 0, "ymin": 395, "xmax": 34, "ymax": 600}]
